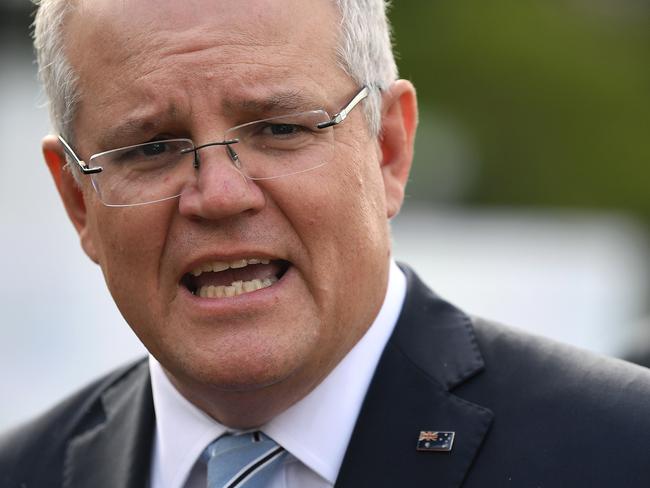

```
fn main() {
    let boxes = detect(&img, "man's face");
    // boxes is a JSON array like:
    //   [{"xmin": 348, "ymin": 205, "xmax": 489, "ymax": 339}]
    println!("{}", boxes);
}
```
[{"xmin": 56, "ymin": 0, "xmax": 413, "ymax": 420}]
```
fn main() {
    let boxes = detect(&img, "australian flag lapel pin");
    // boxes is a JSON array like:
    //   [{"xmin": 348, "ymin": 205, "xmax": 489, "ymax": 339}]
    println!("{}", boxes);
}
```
[{"xmin": 416, "ymin": 431, "xmax": 455, "ymax": 452}]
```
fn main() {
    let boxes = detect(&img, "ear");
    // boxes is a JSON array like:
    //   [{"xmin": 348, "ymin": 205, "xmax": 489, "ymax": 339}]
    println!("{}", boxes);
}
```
[
  {"xmin": 42, "ymin": 135, "xmax": 100, "ymax": 263},
  {"xmin": 378, "ymin": 80, "xmax": 418, "ymax": 219}
]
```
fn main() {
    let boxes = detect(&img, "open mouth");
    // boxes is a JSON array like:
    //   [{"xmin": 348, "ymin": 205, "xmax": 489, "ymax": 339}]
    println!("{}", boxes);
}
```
[{"xmin": 181, "ymin": 258, "xmax": 290, "ymax": 298}]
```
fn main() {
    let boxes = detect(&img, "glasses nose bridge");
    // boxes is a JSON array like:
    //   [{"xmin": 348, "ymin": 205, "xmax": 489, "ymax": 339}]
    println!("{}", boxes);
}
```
[
  {"xmin": 185, "ymin": 138, "xmax": 248, "ymax": 192},
  {"xmin": 188, "ymin": 138, "xmax": 240, "ymax": 170}
]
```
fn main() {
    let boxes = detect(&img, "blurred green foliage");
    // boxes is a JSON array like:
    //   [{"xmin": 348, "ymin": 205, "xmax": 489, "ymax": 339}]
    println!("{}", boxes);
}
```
[{"xmin": 390, "ymin": 1, "xmax": 650, "ymax": 218}]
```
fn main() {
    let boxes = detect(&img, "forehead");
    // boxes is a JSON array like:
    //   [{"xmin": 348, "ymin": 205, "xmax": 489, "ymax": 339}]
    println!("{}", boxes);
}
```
[
  {"xmin": 66, "ymin": 0, "xmax": 345, "ymax": 136},
  {"xmin": 69, "ymin": 0, "xmax": 339, "ymax": 48}
]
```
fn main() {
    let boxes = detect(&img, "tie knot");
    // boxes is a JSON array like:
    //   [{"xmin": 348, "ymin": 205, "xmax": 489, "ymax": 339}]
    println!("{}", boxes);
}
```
[{"xmin": 204, "ymin": 432, "xmax": 286, "ymax": 488}]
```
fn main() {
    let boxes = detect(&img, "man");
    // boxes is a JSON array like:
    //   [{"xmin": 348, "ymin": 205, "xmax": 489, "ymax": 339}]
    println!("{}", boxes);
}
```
[{"xmin": 2, "ymin": 0, "xmax": 650, "ymax": 487}]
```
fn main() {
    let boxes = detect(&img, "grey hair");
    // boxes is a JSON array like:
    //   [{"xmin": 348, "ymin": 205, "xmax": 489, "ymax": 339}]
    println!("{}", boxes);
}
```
[
  {"xmin": 32, "ymin": 0, "xmax": 398, "ymax": 141},
  {"xmin": 334, "ymin": 0, "xmax": 398, "ymax": 135},
  {"xmin": 32, "ymin": 0, "xmax": 80, "ymax": 143}
]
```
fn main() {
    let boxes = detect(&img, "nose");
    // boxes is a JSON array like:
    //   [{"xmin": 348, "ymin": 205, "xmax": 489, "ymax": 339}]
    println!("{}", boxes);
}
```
[{"xmin": 178, "ymin": 144, "xmax": 265, "ymax": 220}]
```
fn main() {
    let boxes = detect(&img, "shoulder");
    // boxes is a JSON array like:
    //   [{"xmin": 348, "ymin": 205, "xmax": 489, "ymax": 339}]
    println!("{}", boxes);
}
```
[
  {"xmin": 0, "ymin": 359, "xmax": 148, "ymax": 487},
  {"xmin": 470, "ymin": 316, "xmax": 650, "ymax": 404},
  {"xmin": 460, "ymin": 318, "xmax": 650, "ymax": 484},
  {"xmin": 398, "ymin": 263, "xmax": 650, "ymax": 409}
]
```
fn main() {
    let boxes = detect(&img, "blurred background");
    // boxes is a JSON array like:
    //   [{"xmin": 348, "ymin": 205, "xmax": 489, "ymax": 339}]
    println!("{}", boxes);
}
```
[{"xmin": 1, "ymin": 0, "xmax": 649, "ymax": 430}]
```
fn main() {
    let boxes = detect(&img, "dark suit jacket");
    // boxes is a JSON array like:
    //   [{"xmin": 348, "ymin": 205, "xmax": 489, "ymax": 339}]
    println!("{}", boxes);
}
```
[{"xmin": 3, "ymin": 266, "xmax": 650, "ymax": 487}]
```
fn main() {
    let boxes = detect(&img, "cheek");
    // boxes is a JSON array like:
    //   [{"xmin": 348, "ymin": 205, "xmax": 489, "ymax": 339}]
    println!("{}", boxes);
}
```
[
  {"xmin": 302, "ymin": 159, "xmax": 390, "ymax": 342},
  {"xmin": 277, "ymin": 151, "xmax": 390, "ymax": 289},
  {"xmin": 326, "ymin": 154, "xmax": 388, "ymax": 243},
  {"xmin": 88, "ymin": 205, "xmax": 171, "ymax": 301}
]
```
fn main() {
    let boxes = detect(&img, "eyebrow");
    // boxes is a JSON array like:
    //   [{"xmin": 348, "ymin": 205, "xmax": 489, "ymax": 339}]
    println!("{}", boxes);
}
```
[
  {"xmin": 223, "ymin": 90, "xmax": 324, "ymax": 115},
  {"xmin": 98, "ymin": 118, "xmax": 160, "ymax": 150}
]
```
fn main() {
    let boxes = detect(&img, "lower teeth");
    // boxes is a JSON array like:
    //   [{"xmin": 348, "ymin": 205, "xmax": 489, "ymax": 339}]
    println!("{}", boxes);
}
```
[{"xmin": 196, "ymin": 277, "xmax": 277, "ymax": 298}]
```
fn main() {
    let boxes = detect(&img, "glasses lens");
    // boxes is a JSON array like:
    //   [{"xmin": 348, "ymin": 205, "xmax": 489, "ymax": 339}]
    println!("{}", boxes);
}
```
[
  {"xmin": 88, "ymin": 139, "xmax": 195, "ymax": 206},
  {"xmin": 224, "ymin": 110, "xmax": 334, "ymax": 180}
]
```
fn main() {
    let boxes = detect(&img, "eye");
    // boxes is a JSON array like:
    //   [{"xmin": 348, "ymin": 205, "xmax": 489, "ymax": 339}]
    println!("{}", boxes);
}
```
[
  {"xmin": 98, "ymin": 138, "xmax": 193, "ymax": 168},
  {"xmin": 260, "ymin": 123, "xmax": 311, "ymax": 138},
  {"xmin": 140, "ymin": 141, "xmax": 170, "ymax": 156},
  {"xmin": 268, "ymin": 124, "xmax": 300, "ymax": 136}
]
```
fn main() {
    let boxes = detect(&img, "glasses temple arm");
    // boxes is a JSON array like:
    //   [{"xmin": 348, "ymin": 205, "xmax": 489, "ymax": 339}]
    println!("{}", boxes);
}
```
[
  {"xmin": 58, "ymin": 135, "xmax": 103, "ymax": 175},
  {"xmin": 316, "ymin": 85, "xmax": 370, "ymax": 129}
]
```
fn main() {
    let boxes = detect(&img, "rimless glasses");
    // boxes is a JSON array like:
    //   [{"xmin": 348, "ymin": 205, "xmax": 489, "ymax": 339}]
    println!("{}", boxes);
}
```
[{"xmin": 58, "ymin": 86, "xmax": 370, "ymax": 207}]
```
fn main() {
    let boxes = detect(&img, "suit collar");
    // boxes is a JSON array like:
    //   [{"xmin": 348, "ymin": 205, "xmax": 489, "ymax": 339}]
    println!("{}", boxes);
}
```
[
  {"xmin": 63, "ymin": 361, "xmax": 154, "ymax": 488},
  {"xmin": 391, "ymin": 265, "xmax": 485, "ymax": 391},
  {"xmin": 336, "ymin": 265, "xmax": 493, "ymax": 487}
]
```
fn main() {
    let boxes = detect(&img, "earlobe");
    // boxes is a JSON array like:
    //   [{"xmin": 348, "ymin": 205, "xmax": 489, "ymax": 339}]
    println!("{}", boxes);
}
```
[
  {"xmin": 378, "ymin": 80, "xmax": 418, "ymax": 219},
  {"xmin": 42, "ymin": 135, "xmax": 99, "ymax": 263}
]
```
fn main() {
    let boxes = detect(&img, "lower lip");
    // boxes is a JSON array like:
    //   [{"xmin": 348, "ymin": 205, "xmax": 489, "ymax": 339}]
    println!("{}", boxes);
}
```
[{"xmin": 179, "ymin": 264, "xmax": 295, "ymax": 315}]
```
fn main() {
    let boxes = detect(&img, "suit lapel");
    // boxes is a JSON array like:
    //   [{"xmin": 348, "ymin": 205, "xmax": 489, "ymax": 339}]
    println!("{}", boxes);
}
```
[
  {"xmin": 63, "ymin": 361, "xmax": 155, "ymax": 488},
  {"xmin": 336, "ymin": 266, "xmax": 494, "ymax": 487}
]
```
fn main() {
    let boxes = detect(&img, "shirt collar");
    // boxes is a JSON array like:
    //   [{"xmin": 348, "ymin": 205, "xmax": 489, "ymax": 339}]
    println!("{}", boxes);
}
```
[
  {"xmin": 149, "ymin": 357, "xmax": 228, "ymax": 488},
  {"xmin": 150, "ymin": 260, "xmax": 406, "ymax": 487}
]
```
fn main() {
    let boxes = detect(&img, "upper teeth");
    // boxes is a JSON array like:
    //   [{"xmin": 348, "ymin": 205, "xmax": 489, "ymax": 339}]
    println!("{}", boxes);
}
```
[{"xmin": 191, "ymin": 258, "xmax": 270, "ymax": 277}]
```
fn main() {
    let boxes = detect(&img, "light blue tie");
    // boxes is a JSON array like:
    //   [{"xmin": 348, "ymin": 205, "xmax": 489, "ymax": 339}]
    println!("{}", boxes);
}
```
[{"xmin": 204, "ymin": 432, "xmax": 287, "ymax": 488}]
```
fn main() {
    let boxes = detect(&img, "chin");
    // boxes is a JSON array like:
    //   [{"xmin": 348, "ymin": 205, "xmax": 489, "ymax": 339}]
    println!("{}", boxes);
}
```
[{"xmin": 166, "ymin": 344, "xmax": 303, "ymax": 393}]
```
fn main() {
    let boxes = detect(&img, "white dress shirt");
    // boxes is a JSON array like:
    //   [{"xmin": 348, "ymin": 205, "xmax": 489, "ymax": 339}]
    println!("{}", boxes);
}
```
[{"xmin": 149, "ymin": 260, "xmax": 407, "ymax": 488}]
